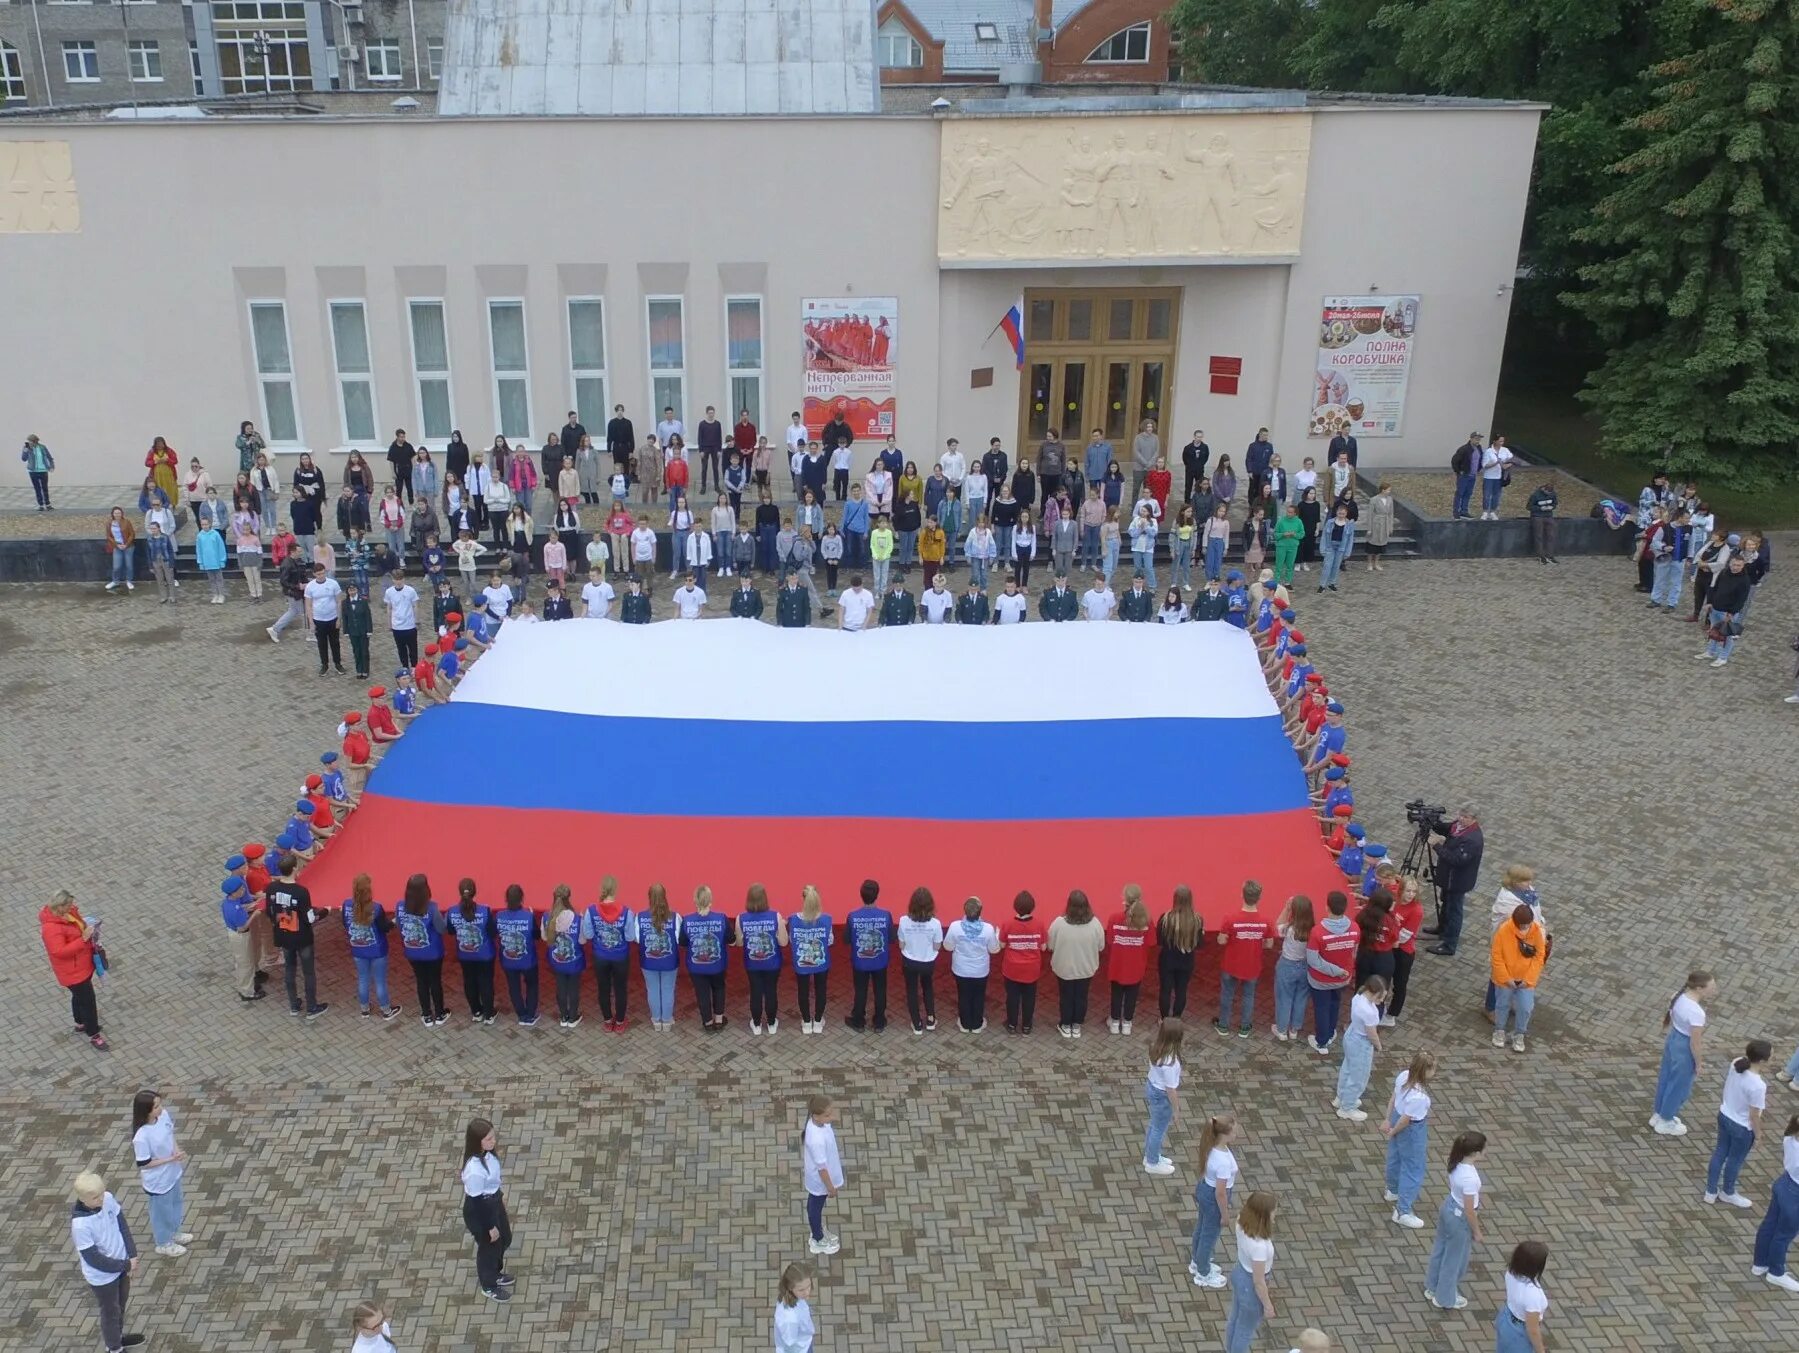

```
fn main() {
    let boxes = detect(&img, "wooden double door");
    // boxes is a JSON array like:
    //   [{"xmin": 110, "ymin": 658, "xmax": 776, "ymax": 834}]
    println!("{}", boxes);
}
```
[{"xmin": 1019, "ymin": 288, "xmax": 1181, "ymax": 453}]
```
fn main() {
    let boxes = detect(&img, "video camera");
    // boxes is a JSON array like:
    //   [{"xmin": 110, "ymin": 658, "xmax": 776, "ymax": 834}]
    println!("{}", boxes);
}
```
[{"xmin": 1404, "ymin": 799, "xmax": 1449, "ymax": 833}]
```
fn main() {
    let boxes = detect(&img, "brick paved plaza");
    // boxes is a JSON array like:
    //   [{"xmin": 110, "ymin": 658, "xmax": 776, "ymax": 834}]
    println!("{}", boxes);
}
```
[{"xmin": 3, "ymin": 553, "xmax": 1797, "ymax": 1352}]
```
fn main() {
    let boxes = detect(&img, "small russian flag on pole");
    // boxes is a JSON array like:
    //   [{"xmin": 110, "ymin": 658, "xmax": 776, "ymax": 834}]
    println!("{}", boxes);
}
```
[{"xmin": 998, "ymin": 297, "xmax": 1026, "ymax": 369}]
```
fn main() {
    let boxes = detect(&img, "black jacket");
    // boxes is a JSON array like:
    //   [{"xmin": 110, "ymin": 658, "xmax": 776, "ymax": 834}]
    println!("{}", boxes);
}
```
[
  {"xmin": 336, "ymin": 493, "xmax": 370, "ymax": 535},
  {"xmin": 981, "ymin": 448, "xmax": 1009, "ymax": 487},
  {"xmin": 696, "ymin": 419, "xmax": 723, "ymax": 455},
  {"xmin": 1327, "ymin": 434, "xmax": 1359, "ymax": 467},
  {"xmin": 954, "ymin": 593, "xmax": 989, "ymax": 625},
  {"xmin": 1118, "ymin": 587, "xmax": 1154, "ymax": 622},
  {"xmin": 606, "ymin": 416, "xmax": 635, "ymax": 458},
  {"xmin": 729, "ymin": 586, "xmax": 764, "ymax": 619},
  {"xmin": 776, "ymin": 585, "xmax": 811, "ymax": 627},
  {"xmin": 621, "ymin": 593, "xmax": 652, "ymax": 624},
  {"xmin": 1450, "ymin": 442, "xmax": 1477, "ymax": 475},
  {"xmin": 559, "ymin": 423, "xmax": 586, "ymax": 459},
  {"xmin": 542, "ymin": 593, "xmax": 574, "ymax": 620},
  {"xmin": 1182, "ymin": 440, "xmax": 1211, "ymax": 480},
  {"xmin": 445, "ymin": 438, "xmax": 470, "ymax": 481},
  {"xmin": 1706, "ymin": 568, "xmax": 1752, "ymax": 614},
  {"xmin": 822, "ymin": 418, "xmax": 854, "ymax": 452},
  {"xmin": 1039, "ymin": 586, "xmax": 1079, "ymax": 621},
  {"xmin": 1191, "ymin": 589, "xmax": 1229, "ymax": 621},
  {"xmin": 879, "ymin": 591, "xmax": 916, "ymax": 626},
  {"xmin": 1435, "ymin": 825, "xmax": 1485, "ymax": 894}
]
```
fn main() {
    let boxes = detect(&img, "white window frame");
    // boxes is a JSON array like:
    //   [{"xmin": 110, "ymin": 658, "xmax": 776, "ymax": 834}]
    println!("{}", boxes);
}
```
[
  {"xmin": 2, "ymin": 42, "xmax": 27, "ymax": 103},
  {"xmin": 365, "ymin": 38, "xmax": 402, "ymax": 82},
  {"xmin": 723, "ymin": 294, "xmax": 765, "ymax": 434},
  {"xmin": 61, "ymin": 40, "xmax": 99, "ymax": 83},
  {"xmin": 406, "ymin": 297, "xmax": 455, "ymax": 443},
  {"xmin": 128, "ymin": 40, "xmax": 163, "ymax": 83},
  {"xmin": 1087, "ymin": 22, "xmax": 1152, "ymax": 64},
  {"xmin": 486, "ymin": 299, "xmax": 532, "ymax": 441},
  {"xmin": 327, "ymin": 299, "xmax": 378, "ymax": 446},
  {"xmin": 566, "ymin": 296, "xmax": 608, "ymax": 433},
  {"xmin": 189, "ymin": 40, "xmax": 204, "ymax": 94},
  {"xmin": 426, "ymin": 39, "xmax": 443, "ymax": 81},
  {"xmin": 645, "ymin": 295, "xmax": 687, "ymax": 430},
  {"xmin": 974, "ymin": 22, "xmax": 999, "ymax": 41},
  {"xmin": 877, "ymin": 19, "xmax": 923, "ymax": 70},
  {"xmin": 246, "ymin": 299, "xmax": 303, "ymax": 447}
]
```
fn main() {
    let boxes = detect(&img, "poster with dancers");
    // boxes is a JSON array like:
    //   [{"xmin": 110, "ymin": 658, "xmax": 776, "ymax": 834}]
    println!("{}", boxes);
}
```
[{"xmin": 802, "ymin": 297, "xmax": 898, "ymax": 442}]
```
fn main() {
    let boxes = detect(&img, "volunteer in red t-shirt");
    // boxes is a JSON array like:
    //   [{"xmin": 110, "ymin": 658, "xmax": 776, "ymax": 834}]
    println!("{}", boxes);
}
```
[
  {"xmin": 1216, "ymin": 880, "xmax": 1275, "ymax": 1037},
  {"xmin": 1305, "ymin": 890, "xmax": 1359, "ymax": 1053},
  {"xmin": 1387, "ymin": 875, "xmax": 1427, "ymax": 1027},
  {"xmin": 366, "ymin": 686, "xmax": 401, "ymax": 744},
  {"xmin": 997, "ymin": 891, "xmax": 1047, "ymax": 1034},
  {"xmin": 1106, "ymin": 887, "xmax": 1153, "ymax": 1034}
]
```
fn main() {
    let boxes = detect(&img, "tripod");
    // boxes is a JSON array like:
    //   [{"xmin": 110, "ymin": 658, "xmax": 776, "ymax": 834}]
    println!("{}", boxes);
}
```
[{"xmin": 1399, "ymin": 821, "xmax": 1443, "ymax": 922}]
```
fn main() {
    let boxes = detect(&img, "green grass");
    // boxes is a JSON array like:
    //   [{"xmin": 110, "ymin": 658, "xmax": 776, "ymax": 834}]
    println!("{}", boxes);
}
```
[{"xmin": 1493, "ymin": 383, "xmax": 1799, "ymax": 531}]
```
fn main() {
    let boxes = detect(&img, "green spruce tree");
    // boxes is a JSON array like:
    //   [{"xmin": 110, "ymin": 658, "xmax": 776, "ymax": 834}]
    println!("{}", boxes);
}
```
[{"xmin": 1568, "ymin": 0, "xmax": 1799, "ymax": 485}]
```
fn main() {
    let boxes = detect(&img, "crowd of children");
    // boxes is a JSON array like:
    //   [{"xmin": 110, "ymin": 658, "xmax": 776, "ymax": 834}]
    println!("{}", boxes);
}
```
[{"xmin": 1630, "ymin": 470, "xmax": 1773, "ymax": 671}]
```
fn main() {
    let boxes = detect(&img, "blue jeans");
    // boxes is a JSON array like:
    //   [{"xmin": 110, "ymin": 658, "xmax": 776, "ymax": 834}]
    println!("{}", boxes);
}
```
[
  {"xmin": 1493, "ymin": 984, "xmax": 1535, "ymax": 1035},
  {"xmin": 969, "ymin": 556, "xmax": 990, "ymax": 588},
  {"xmin": 1273, "ymin": 957, "xmax": 1308, "ymax": 1034},
  {"xmin": 354, "ymin": 954, "xmax": 391, "ymax": 1010},
  {"xmin": 1650, "ymin": 556, "xmax": 1684, "ymax": 608},
  {"xmin": 1424, "ymin": 1195, "xmax": 1473, "ymax": 1305},
  {"xmin": 1173, "ymin": 536, "xmax": 1195, "ymax": 588},
  {"xmin": 1223, "ymin": 1262, "xmax": 1263, "ymax": 1353},
  {"xmin": 671, "ymin": 528, "xmax": 689, "ymax": 574},
  {"xmin": 1102, "ymin": 538, "xmax": 1119, "ymax": 584},
  {"xmin": 146, "ymin": 1178, "xmax": 185, "ymax": 1245},
  {"xmin": 873, "ymin": 558, "xmax": 890, "ymax": 594},
  {"xmin": 1204, "ymin": 536, "xmax": 1225, "ymax": 581},
  {"xmin": 1437, "ymin": 888, "xmax": 1469, "ymax": 953},
  {"xmin": 1143, "ymin": 1084, "xmax": 1173, "ymax": 1164},
  {"xmin": 1336, "ymin": 1029, "xmax": 1375, "ymax": 1110},
  {"xmin": 1219, "ymin": 975, "xmax": 1256, "ymax": 1030},
  {"xmin": 1081, "ymin": 525, "xmax": 1100, "ymax": 568},
  {"xmin": 1481, "ymin": 478, "xmax": 1503, "ymax": 513},
  {"xmin": 1706, "ymin": 611, "xmax": 1740, "ymax": 659},
  {"xmin": 1131, "ymin": 547, "xmax": 1156, "ymax": 590},
  {"xmin": 1495, "ymin": 1308, "xmax": 1534, "ymax": 1353},
  {"xmin": 109, "ymin": 550, "xmax": 135, "ymax": 584},
  {"xmin": 1309, "ymin": 984, "xmax": 1342, "ymax": 1049},
  {"xmin": 1653, "ymin": 1028, "xmax": 1697, "ymax": 1120},
  {"xmin": 897, "ymin": 529, "xmax": 917, "ymax": 565},
  {"xmin": 1754, "ymin": 1172, "xmax": 1799, "ymax": 1277},
  {"xmin": 1190, "ymin": 1181, "xmax": 1229, "ymax": 1273},
  {"xmin": 713, "ymin": 530, "xmax": 732, "ymax": 570},
  {"xmin": 1452, "ymin": 474, "xmax": 1475, "ymax": 517},
  {"xmin": 995, "ymin": 524, "xmax": 1014, "ymax": 562},
  {"xmin": 1384, "ymin": 1113, "xmax": 1428, "ymax": 1214},
  {"xmin": 1785, "ymin": 1042, "xmax": 1799, "ymax": 1082},
  {"xmin": 643, "ymin": 967, "xmax": 677, "ymax": 1023},
  {"xmin": 807, "ymin": 1190, "xmax": 829, "ymax": 1241},
  {"xmin": 1320, "ymin": 542, "xmax": 1348, "ymax": 586},
  {"xmin": 385, "ymin": 528, "xmax": 405, "ymax": 562},
  {"xmin": 1706, "ymin": 1113, "xmax": 1756, "ymax": 1195}
]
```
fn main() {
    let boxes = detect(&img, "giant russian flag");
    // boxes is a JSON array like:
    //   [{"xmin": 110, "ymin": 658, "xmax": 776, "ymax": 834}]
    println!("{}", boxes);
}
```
[{"xmin": 301, "ymin": 622, "xmax": 1342, "ymax": 925}]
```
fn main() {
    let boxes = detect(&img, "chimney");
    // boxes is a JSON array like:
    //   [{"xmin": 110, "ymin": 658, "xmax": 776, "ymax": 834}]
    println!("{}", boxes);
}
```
[{"xmin": 1034, "ymin": 0, "xmax": 1053, "ymax": 41}]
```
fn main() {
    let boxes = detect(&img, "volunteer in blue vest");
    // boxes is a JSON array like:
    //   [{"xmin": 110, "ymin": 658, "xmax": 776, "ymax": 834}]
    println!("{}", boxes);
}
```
[
  {"xmin": 790, "ymin": 885, "xmax": 834, "ymax": 1035},
  {"xmin": 448, "ymin": 878, "xmax": 497, "ymax": 1026},
  {"xmin": 682, "ymin": 885, "xmax": 733, "ymax": 1031},
  {"xmin": 460, "ymin": 1117, "xmax": 514, "ymax": 1303},
  {"xmin": 845, "ymin": 878, "xmax": 893, "ymax": 1032},
  {"xmin": 587, "ymin": 876, "xmax": 635, "ymax": 1032},
  {"xmin": 542, "ymin": 884, "xmax": 589, "ymax": 1028},
  {"xmin": 342, "ymin": 873, "xmax": 400, "ymax": 1019},
  {"xmin": 638, "ymin": 885, "xmax": 683, "ymax": 1031},
  {"xmin": 493, "ymin": 886, "xmax": 540, "ymax": 1027},
  {"xmin": 395, "ymin": 874, "xmax": 449, "ymax": 1028},
  {"xmin": 737, "ymin": 883, "xmax": 786, "ymax": 1036}
]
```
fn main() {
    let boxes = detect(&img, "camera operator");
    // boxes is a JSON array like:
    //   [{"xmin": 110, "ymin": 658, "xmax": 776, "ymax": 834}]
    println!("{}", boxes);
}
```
[{"xmin": 1422, "ymin": 804, "xmax": 1484, "ymax": 957}]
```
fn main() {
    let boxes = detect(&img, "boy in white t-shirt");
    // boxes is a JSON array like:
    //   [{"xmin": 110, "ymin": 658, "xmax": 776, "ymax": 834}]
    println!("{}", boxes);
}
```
[
  {"xmin": 580, "ymin": 568, "xmax": 615, "ymax": 619},
  {"xmin": 802, "ymin": 1093, "xmax": 845, "ymax": 1256}
]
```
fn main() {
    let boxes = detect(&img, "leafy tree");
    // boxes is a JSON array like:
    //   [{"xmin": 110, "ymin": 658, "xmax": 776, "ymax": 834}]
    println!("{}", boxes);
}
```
[
  {"xmin": 1565, "ymin": 0, "xmax": 1799, "ymax": 484},
  {"xmin": 1166, "ymin": 0, "xmax": 1311, "ymax": 88}
]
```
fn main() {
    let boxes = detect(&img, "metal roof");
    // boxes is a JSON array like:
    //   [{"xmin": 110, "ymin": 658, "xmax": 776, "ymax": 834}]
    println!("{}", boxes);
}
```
[{"xmin": 896, "ymin": 0, "xmax": 1037, "ymax": 74}]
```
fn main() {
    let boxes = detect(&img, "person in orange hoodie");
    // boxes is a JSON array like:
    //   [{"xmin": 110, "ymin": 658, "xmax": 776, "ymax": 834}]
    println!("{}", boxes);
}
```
[
  {"xmin": 41, "ymin": 890, "xmax": 107, "ymax": 1050},
  {"xmin": 1489, "ymin": 902, "xmax": 1547, "ymax": 1054}
]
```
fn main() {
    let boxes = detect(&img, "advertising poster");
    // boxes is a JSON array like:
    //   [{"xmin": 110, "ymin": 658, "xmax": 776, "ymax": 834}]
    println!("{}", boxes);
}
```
[
  {"xmin": 1310, "ymin": 295, "xmax": 1420, "ymax": 438},
  {"xmin": 803, "ymin": 297, "xmax": 897, "ymax": 441}
]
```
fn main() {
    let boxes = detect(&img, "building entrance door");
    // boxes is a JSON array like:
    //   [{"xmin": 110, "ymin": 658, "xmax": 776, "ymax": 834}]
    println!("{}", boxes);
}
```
[{"xmin": 1019, "ymin": 289, "xmax": 1181, "ymax": 463}]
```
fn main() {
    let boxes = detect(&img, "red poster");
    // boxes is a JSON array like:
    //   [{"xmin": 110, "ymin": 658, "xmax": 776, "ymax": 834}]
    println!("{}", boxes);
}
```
[{"xmin": 802, "ymin": 297, "xmax": 897, "ymax": 441}]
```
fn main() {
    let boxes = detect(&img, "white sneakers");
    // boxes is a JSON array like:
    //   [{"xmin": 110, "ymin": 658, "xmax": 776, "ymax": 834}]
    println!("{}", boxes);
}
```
[
  {"xmin": 154, "ymin": 1242, "xmax": 187, "ymax": 1257},
  {"xmin": 1719, "ymin": 1192, "xmax": 1753, "ymax": 1209},
  {"xmin": 1072, "ymin": 1024, "xmax": 1083, "ymax": 1039},
  {"xmin": 750, "ymin": 1022, "xmax": 763, "ymax": 1037},
  {"xmin": 1143, "ymin": 1157, "xmax": 1176, "ymax": 1176},
  {"xmin": 1122, "ymin": 1020, "xmax": 1133, "ymax": 1035},
  {"xmin": 1511, "ymin": 1034, "xmax": 1527, "ymax": 1053},
  {"xmin": 1272, "ymin": 1028, "xmax": 1289, "ymax": 1042},
  {"xmin": 1378, "ymin": 1015, "xmax": 1398, "ymax": 1029},
  {"xmin": 1383, "ymin": 1190, "xmax": 1399, "ymax": 1203},
  {"xmin": 1192, "ymin": 1264, "xmax": 1227, "ymax": 1288},
  {"xmin": 1336, "ymin": 1107, "xmax": 1368, "ymax": 1122},
  {"xmin": 1108, "ymin": 1018, "xmax": 1121, "ymax": 1034},
  {"xmin": 1391, "ymin": 1209, "xmax": 1425, "ymax": 1229},
  {"xmin": 1491, "ymin": 1030, "xmax": 1507, "ymax": 1048},
  {"xmin": 1650, "ymin": 1114, "xmax": 1689, "ymax": 1136},
  {"xmin": 807, "ymin": 1233, "xmax": 841, "ymax": 1256},
  {"xmin": 1767, "ymin": 1272, "xmax": 1799, "ymax": 1292}
]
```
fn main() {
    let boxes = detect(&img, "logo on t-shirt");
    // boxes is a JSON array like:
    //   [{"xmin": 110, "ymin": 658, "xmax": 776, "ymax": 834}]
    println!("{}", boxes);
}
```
[
  {"xmin": 498, "ymin": 923, "xmax": 527, "ymax": 961},
  {"xmin": 550, "ymin": 928, "xmax": 577, "ymax": 963},
  {"xmin": 744, "ymin": 923, "xmax": 776, "ymax": 963},
  {"xmin": 397, "ymin": 911, "xmax": 430, "ymax": 950},
  {"xmin": 452, "ymin": 916, "xmax": 483, "ymax": 952},
  {"xmin": 794, "ymin": 930, "xmax": 827, "ymax": 970},
  {"xmin": 642, "ymin": 922, "xmax": 672, "ymax": 960},
  {"xmin": 345, "ymin": 917, "xmax": 376, "ymax": 948},
  {"xmin": 850, "ymin": 914, "xmax": 887, "ymax": 960},
  {"xmin": 689, "ymin": 927, "xmax": 722, "ymax": 966}
]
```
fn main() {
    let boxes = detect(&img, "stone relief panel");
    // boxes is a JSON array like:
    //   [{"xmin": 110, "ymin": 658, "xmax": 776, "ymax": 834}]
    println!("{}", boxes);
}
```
[
  {"xmin": 0, "ymin": 141, "xmax": 80, "ymax": 235},
  {"xmin": 938, "ymin": 114, "xmax": 1309, "ymax": 264}
]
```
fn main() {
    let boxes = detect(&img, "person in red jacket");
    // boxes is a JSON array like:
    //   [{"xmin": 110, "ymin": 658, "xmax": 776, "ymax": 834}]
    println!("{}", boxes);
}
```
[
  {"xmin": 1385, "ymin": 874, "xmax": 1427, "ymax": 1027},
  {"xmin": 41, "ymin": 890, "xmax": 107, "ymax": 1050},
  {"xmin": 1306, "ymin": 890, "xmax": 1359, "ymax": 1054},
  {"xmin": 1106, "ymin": 886, "xmax": 1153, "ymax": 1034},
  {"xmin": 997, "ymin": 891, "xmax": 1047, "ymax": 1034},
  {"xmin": 1145, "ymin": 455, "xmax": 1172, "ymax": 517}
]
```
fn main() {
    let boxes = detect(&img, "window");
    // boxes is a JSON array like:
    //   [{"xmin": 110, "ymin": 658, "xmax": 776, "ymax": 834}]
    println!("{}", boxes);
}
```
[
  {"xmin": 725, "ymin": 296, "xmax": 764, "ymax": 432},
  {"xmin": 407, "ymin": 299, "xmax": 454, "ymax": 441},
  {"xmin": 877, "ymin": 18, "xmax": 923, "ymax": 69},
  {"xmin": 128, "ymin": 41, "xmax": 163, "ymax": 83},
  {"xmin": 328, "ymin": 301, "xmax": 378, "ymax": 444},
  {"xmin": 974, "ymin": 22, "xmax": 999, "ymax": 41},
  {"xmin": 248, "ymin": 301, "xmax": 301, "ymax": 445},
  {"xmin": 487, "ymin": 300, "xmax": 531, "ymax": 440},
  {"xmin": 366, "ymin": 39, "xmax": 402, "ymax": 82},
  {"xmin": 426, "ymin": 40, "xmax": 443, "ymax": 81},
  {"xmin": 646, "ymin": 297, "xmax": 685, "ymax": 428},
  {"xmin": 212, "ymin": 2, "xmax": 311, "ymax": 95},
  {"xmin": 61, "ymin": 41, "xmax": 99, "ymax": 83},
  {"xmin": 190, "ymin": 41, "xmax": 204, "ymax": 94},
  {"xmin": 567, "ymin": 298, "xmax": 607, "ymax": 433},
  {"xmin": 2, "ymin": 42, "xmax": 25, "ymax": 103},
  {"xmin": 1087, "ymin": 22, "xmax": 1151, "ymax": 63}
]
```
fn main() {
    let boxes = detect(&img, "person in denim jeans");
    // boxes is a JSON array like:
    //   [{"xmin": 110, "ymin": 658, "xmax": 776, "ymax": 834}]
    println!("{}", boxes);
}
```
[
  {"xmin": 1271, "ymin": 896, "xmax": 1313, "ymax": 1041},
  {"xmin": 1424, "ymin": 1131, "xmax": 1487, "ymax": 1310},
  {"xmin": 1334, "ymin": 977, "xmax": 1386, "ymax": 1121},
  {"xmin": 1383, "ymin": 1054, "xmax": 1436, "ymax": 1226},
  {"xmin": 964, "ymin": 517, "xmax": 996, "ymax": 589},
  {"xmin": 103, "ymin": 508, "xmax": 136, "ymax": 591},
  {"xmin": 1450, "ymin": 433, "xmax": 1481, "ymax": 519},
  {"xmin": 1705, "ymin": 1042, "xmax": 1771, "ymax": 1206},
  {"xmin": 1141, "ymin": 1020, "xmax": 1184, "ymax": 1174},
  {"xmin": 1649, "ymin": 508, "xmax": 1690, "ymax": 610},
  {"xmin": 1190, "ymin": 1114, "xmax": 1238, "ymax": 1287},
  {"xmin": 1318, "ymin": 506, "xmax": 1355, "ymax": 591},
  {"xmin": 1699, "ymin": 555, "xmax": 1752, "ymax": 666},
  {"xmin": 1129, "ymin": 503, "xmax": 1158, "ymax": 591}
]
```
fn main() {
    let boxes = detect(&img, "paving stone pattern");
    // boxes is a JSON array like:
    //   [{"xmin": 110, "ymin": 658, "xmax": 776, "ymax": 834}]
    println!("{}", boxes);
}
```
[{"xmin": 2, "ymin": 553, "xmax": 1797, "ymax": 1352}]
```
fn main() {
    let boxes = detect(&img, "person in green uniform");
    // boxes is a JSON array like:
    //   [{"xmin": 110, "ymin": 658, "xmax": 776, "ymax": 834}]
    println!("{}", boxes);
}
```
[
  {"xmin": 729, "ymin": 576, "xmax": 764, "ymax": 619},
  {"xmin": 776, "ymin": 575, "xmax": 811, "ymax": 628},
  {"xmin": 342, "ymin": 583, "xmax": 374, "ymax": 679},
  {"xmin": 1273, "ymin": 504, "xmax": 1305, "ymax": 586},
  {"xmin": 621, "ymin": 575, "xmax": 653, "ymax": 623},
  {"xmin": 954, "ymin": 578, "xmax": 990, "ymax": 625}
]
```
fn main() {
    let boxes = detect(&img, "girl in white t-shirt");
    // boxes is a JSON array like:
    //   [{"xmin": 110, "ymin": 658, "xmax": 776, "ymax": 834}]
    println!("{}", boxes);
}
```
[
  {"xmin": 1223, "ymin": 1190, "xmax": 1277, "ymax": 1353},
  {"xmin": 1190, "ymin": 1113, "xmax": 1239, "ymax": 1287},
  {"xmin": 773, "ymin": 1260, "xmax": 817, "ymax": 1353},
  {"xmin": 1142, "ymin": 1019, "xmax": 1185, "ymax": 1175},
  {"xmin": 1652, "ymin": 969, "xmax": 1716, "ymax": 1135},
  {"xmin": 1706, "ymin": 1040, "xmax": 1771, "ymax": 1206},
  {"xmin": 1333, "ymin": 976, "xmax": 1387, "ymax": 1122},
  {"xmin": 1424, "ymin": 1129, "xmax": 1487, "ymax": 1310},
  {"xmin": 1753, "ymin": 1114, "xmax": 1799, "ymax": 1289},
  {"xmin": 802, "ymin": 1093, "xmax": 845, "ymax": 1255},
  {"xmin": 1383, "ymin": 1052, "xmax": 1435, "ymax": 1227},
  {"xmin": 348, "ymin": 1301, "xmax": 400, "ymax": 1353},
  {"xmin": 897, "ymin": 887, "xmax": 944, "ymax": 1035},
  {"xmin": 1495, "ymin": 1240, "xmax": 1550, "ymax": 1353},
  {"xmin": 130, "ymin": 1090, "xmax": 190, "ymax": 1256}
]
